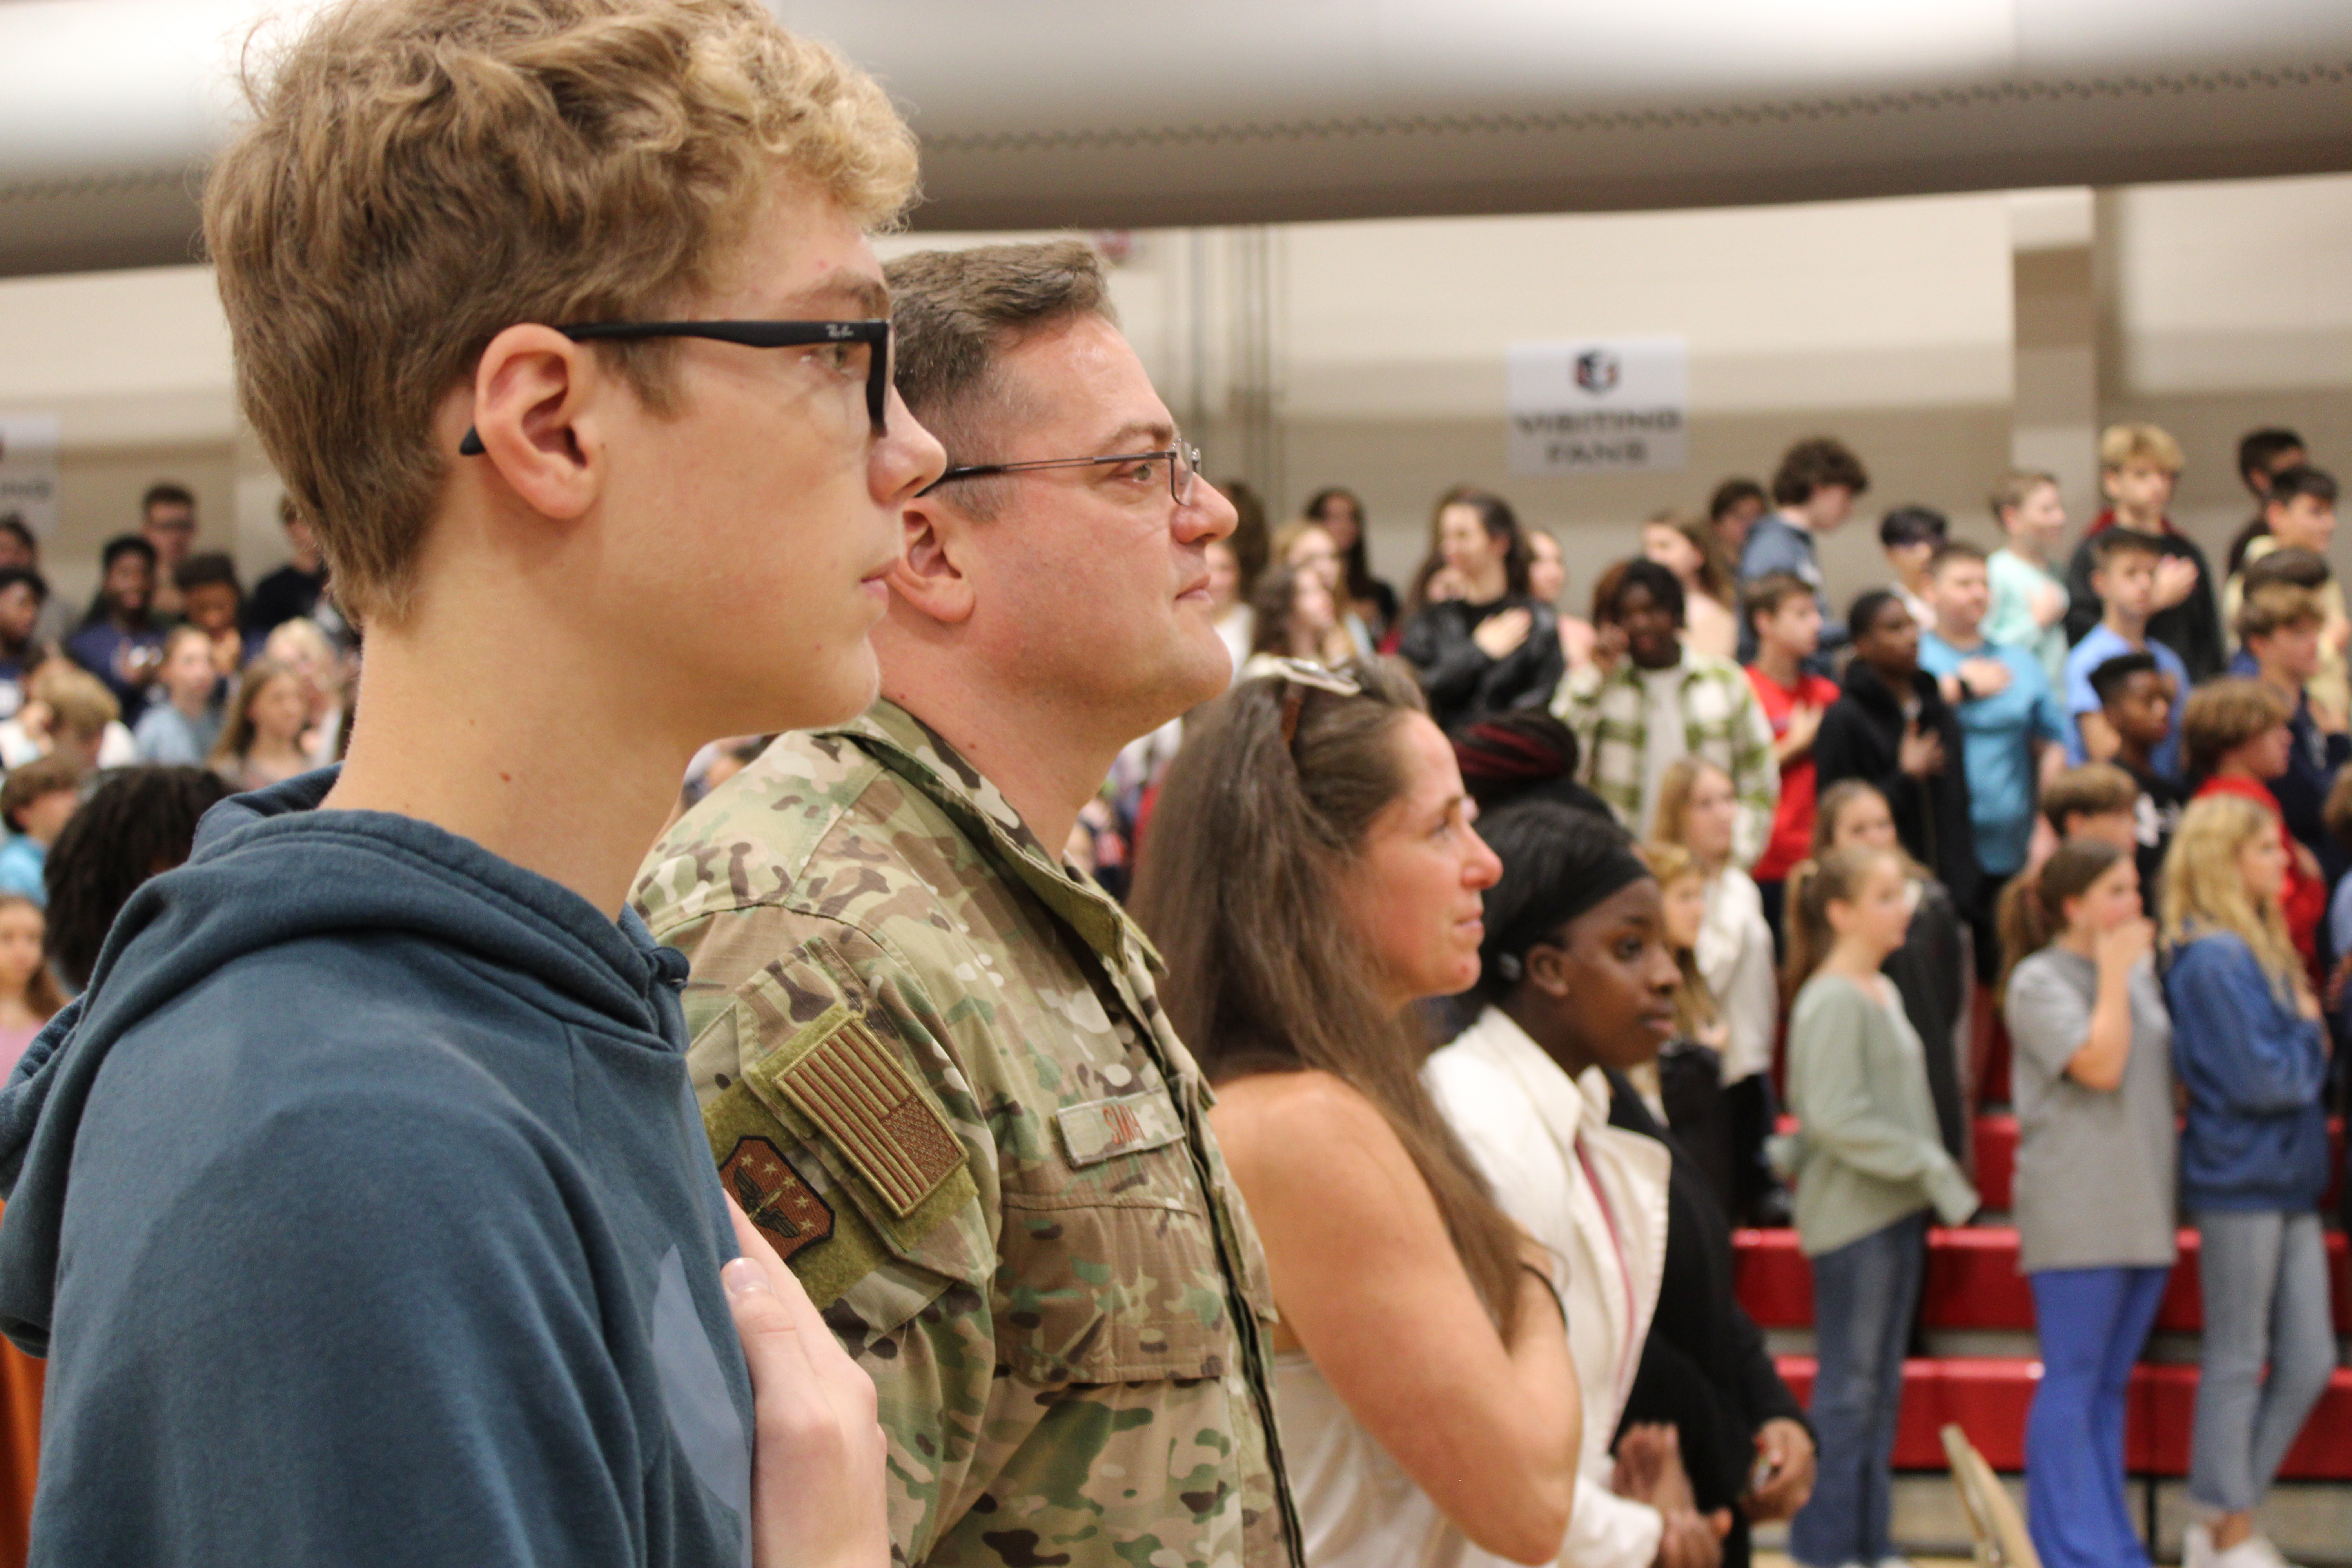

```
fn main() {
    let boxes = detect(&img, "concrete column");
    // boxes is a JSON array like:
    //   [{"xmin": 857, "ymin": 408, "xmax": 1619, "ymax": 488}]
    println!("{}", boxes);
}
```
[{"xmin": 2008, "ymin": 188, "xmax": 2099, "ymax": 529}]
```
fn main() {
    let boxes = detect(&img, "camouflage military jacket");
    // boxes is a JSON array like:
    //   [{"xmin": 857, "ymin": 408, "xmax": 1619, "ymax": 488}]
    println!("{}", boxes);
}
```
[{"xmin": 634, "ymin": 702, "xmax": 1301, "ymax": 1568}]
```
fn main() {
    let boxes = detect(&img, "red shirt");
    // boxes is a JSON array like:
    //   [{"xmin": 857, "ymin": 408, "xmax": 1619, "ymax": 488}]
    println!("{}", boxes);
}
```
[
  {"xmin": 2194, "ymin": 773, "xmax": 2327, "ymax": 976},
  {"xmin": 1745, "ymin": 662, "xmax": 1841, "ymax": 882}
]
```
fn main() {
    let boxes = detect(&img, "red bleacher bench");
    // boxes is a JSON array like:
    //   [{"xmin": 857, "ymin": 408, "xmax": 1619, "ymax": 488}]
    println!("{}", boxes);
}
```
[
  {"xmin": 1733, "ymin": 1225, "xmax": 2352, "ymax": 1334},
  {"xmin": 1773, "ymin": 1356, "xmax": 2352, "ymax": 1480}
]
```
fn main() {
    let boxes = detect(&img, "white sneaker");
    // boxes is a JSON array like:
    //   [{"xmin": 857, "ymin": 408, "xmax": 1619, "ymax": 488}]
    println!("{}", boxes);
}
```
[
  {"xmin": 2205, "ymin": 1532, "xmax": 2303, "ymax": 1568},
  {"xmin": 2184, "ymin": 1522, "xmax": 2217, "ymax": 1568},
  {"xmin": 2242, "ymin": 1535, "xmax": 2304, "ymax": 1568}
]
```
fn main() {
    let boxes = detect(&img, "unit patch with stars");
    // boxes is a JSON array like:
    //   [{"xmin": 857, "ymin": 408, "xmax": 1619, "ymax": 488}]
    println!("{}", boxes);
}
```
[{"xmin": 720, "ymin": 1136, "xmax": 835, "ymax": 1260}]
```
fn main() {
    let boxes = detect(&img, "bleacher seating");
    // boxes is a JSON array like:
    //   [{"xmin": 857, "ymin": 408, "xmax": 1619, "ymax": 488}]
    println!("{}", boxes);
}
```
[
  {"xmin": 1734, "ymin": 1218, "xmax": 2352, "ymax": 1335},
  {"xmin": 1739, "ymin": 1105, "xmax": 2352, "ymax": 1484},
  {"xmin": 1773, "ymin": 1357, "xmax": 2352, "ymax": 1479}
]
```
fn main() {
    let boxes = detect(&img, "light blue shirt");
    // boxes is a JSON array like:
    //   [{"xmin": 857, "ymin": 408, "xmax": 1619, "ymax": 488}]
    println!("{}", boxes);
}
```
[
  {"xmin": 132, "ymin": 702, "xmax": 222, "ymax": 767},
  {"xmin": 0, "ymin": 835, "xmax": 45, "ymax": 906},
  {"xmin": 1920, "ymin": 630, "xmax": 2067, "ymax": 877},
  {"xmin": 1985, "ymin": 547, "xmax": 2069, "ymax": 687},
  {"xmin": 2063, "ymin": 622, "xmax": 2186, "ymax": 779}
]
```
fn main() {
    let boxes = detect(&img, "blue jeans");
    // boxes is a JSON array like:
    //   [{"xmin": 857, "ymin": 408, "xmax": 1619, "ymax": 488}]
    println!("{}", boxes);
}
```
[
  {"xmin": 1791, "ymin": 1211, "xmax": 1927, "ymax": 1568},
  {"xmin": 2026, "ymin": 1266, "xmax": 2169, "ymax": 1568},
  {"xmin": 2190, "ymin": 1209, "xmax": 2335, "ymax": 1514}
]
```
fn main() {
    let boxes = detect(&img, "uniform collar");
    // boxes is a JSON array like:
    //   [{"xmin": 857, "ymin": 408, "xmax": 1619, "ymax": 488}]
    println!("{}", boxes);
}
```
[{"xmin": 822, "ymin": 701, "xmax": 1165, "ymax": 974}]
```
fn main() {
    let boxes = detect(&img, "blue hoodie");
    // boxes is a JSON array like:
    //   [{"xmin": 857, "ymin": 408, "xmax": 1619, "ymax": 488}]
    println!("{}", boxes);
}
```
[
  {"xmin": 0, "ymin": 772, "xmax": 754, "ymax": 1566},
  {"xmin": 2163, "ymin": 929, "xmax": 2330, "ymax": 1212}
]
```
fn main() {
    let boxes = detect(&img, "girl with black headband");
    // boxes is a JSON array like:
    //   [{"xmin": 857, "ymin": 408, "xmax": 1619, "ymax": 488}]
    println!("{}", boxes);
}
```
[
  {"xmin": 1429, "ymin": 803, "xmax": 1814, "ymax": 1568},
  {"xmin": 1132, "ymin": 659, "xmax": 1579, "ymax": 1568}
]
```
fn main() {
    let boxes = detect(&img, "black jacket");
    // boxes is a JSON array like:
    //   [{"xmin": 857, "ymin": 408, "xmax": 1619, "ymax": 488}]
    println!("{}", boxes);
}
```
[
  {"xmin": 1397, "ymin": 595, "xmax": 1565, "ymax": 735},
  {"xmin": 1607, "ymin": 1071, "xmax": 1808, "ymax": 1537},
  {"xmin": 1884, "ymin": 876, "xmax": 1972, "ymax": 1163},
  {"xmin": 2063, "ymin": 515, "xmax": 2225, "ymax": 683},
  {"xmin": 1814, "ymin": 660, "xmax": 1982, "ymax": 921}
]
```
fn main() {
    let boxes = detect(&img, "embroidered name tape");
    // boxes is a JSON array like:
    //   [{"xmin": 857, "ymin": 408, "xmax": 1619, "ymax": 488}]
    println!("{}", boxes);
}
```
[{"xmin": 1055, "ymin": 1089, "xmax": 1185, "ymax": 1168}]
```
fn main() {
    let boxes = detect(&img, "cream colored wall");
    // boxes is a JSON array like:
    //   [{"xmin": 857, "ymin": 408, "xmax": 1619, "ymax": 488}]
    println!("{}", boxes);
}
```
[
  {"xmin": 4, "ymin": 172, "xmax": 2349, "ymax": 630},
  {"xmin": 1274, "ymin": 195, "xmax": 2017, "ymax": 606},
  {"xmin": 0, "ymin": 265, "xmax": 239, "ymax": 613},
  {"xmin": 2097, "ymin": 174, "xmax": 2352, "ymax": 570}
]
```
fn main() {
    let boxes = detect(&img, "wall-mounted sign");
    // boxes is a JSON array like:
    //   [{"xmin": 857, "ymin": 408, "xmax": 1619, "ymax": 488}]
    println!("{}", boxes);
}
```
[
  {"xmin": 1506, "ymin": 337, "xmax": 1687, "ymax": 475},
  {"xmin": 0, "ymin": 415, "xmax": 61, "ymax": 535}
]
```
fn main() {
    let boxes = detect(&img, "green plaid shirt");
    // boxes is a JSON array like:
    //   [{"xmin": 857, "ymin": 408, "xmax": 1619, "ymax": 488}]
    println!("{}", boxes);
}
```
[{"xmin": 1553, "ymin": 649, "xmax": 1780, "ymax": 866}]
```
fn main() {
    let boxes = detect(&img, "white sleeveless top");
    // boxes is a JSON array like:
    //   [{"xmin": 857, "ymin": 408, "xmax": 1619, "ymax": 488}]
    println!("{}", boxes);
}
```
[{"xmin": 1272, "ymin": 1350, "xmax": 1507, "ymax": 1568}]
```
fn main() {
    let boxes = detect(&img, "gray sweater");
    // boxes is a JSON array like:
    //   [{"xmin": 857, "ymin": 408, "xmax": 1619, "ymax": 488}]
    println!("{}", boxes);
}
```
[
  {"xmin": 1774, "ymin": 971, "xmax": 1978, "ymax": 1256},
  {"xmin": 2003, "ymin": 947, "xmax": 2177, "ymax": 1272}
]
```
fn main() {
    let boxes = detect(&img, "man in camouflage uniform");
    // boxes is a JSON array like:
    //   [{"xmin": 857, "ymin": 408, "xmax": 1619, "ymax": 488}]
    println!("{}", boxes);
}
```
[{"xmin": 636, "ymin": 240, "xmax": 1299, "ymax": 1568}]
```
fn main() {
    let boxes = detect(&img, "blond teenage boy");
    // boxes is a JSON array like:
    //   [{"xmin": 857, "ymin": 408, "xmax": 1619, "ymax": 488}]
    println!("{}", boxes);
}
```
[
  {"xmin": 2063, "ymin": 423, "xmax": 2224, "ymax": 681},
  {"xmin": 0, "ymin": 2, "xmax": 949, "ymax": 1564}
]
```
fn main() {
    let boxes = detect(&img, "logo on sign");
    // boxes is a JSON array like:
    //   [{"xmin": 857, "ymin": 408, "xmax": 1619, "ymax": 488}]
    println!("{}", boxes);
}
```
[{"xmin": 1575, "ymin": 350, "xmax": 1621, "ymax": 395}]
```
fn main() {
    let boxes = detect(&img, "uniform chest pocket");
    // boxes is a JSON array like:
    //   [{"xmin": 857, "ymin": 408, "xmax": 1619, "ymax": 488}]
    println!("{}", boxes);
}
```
[{"xmin": 995, "ymin": 1087, "xmax": 1232, "ymax": 1386}]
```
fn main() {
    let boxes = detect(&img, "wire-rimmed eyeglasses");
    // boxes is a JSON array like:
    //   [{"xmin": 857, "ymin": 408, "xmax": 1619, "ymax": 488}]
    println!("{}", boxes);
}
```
[{"xmin": 919, "ymin": 440, "xmax": 1202, "ymax": 506}]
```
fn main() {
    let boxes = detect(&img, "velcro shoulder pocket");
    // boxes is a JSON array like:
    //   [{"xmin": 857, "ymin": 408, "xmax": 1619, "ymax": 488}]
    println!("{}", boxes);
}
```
[{"xmin": 702, "ymin": 951, "xmax": 989, "ymax": 1321}]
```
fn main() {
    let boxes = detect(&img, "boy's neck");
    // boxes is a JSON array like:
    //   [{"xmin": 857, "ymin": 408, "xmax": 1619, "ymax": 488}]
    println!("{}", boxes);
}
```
[
  {"xmin": 2111, "ymin": 502, "xmax": 2165, "ymax": 532},
  {"xmin": 323, "ymin": 617, "xmax": 697, "ymax": 919},
  {"xmin": 2112, "ymin": 732, "xmax": 2156, "ymax": 772},
  {"xmin": 2254, "ymin": 657, "xmax": 2305, "ymax": 704},
  {"xmin": 2102, "ymin": 608, "xmax": 2149, "ymax": 644},
  {"xmin": 172, "ymin": 690, "xmax": 211, "ymax": 719},
  {"xmin": 1753, "ymin": 641, "xmax": 1803, "ymax": 686},
  {"xmin": 2005, "ymin": 532, "xmax": 2047, "ymax": 567},
  {"xmin": 1935, "ymin": 615, "xmax": 1983, "ymax": 650}
]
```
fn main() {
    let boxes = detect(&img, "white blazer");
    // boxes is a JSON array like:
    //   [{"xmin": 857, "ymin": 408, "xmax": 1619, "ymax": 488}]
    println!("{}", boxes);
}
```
[{"xmin": 1426, "ymin": 1007, "xmax": 1675, "ymax": 1568}]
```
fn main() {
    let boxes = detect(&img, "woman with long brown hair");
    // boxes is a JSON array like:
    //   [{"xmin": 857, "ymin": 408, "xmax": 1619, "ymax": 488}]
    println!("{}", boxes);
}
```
[
  {"xmin": 1132, "ymin": 659, "xmax": 1579, "ymax": 1568},
  {"xmin": 1643, "ymin": 513, "xmax": 1739, "ymax": 661}
]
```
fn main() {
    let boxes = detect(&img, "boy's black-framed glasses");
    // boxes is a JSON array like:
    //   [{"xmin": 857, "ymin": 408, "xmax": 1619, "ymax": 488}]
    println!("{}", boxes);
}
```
[
  {"xmin": 456, "ymin": 319, "xmax": 891, "ymax": 455},
  {"xmin": 920, "ymin": 440, "xmax": 1202, "ymax": 507}
]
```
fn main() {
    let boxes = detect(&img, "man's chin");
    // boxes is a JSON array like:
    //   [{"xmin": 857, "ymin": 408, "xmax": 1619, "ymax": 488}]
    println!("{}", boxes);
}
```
[{"xmin": 1120, "ymin": 633, "xmax": 1232, "ymax": 742}]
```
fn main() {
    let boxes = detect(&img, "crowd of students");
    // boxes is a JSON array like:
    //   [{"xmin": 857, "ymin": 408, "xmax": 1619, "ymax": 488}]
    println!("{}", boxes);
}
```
[
  {"xmin": 1126, "ymin": 418, "xmax": 2345, "ymax": 1568},
  {"xmin": 0, "ymin": 488, "xmax": 348, "ymax": 1074},
  {"xmin": 3, "ymin": 275, "xmax": 2341, "ymax": 1568},
  {"xmin": 0, "ymin": 5, "xmax": 2342, "ymax": 1568}
]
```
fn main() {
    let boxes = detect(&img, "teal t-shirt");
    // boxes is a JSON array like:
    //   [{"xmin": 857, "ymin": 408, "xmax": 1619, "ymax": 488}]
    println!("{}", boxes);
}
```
[
  {"xmin": 1985, "ymin": 547, "xmax": 2068, "ymax": 686},
  {"xmin": 1919, "ymin": 631, "xmax": 2067, "ymax": 877}
]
